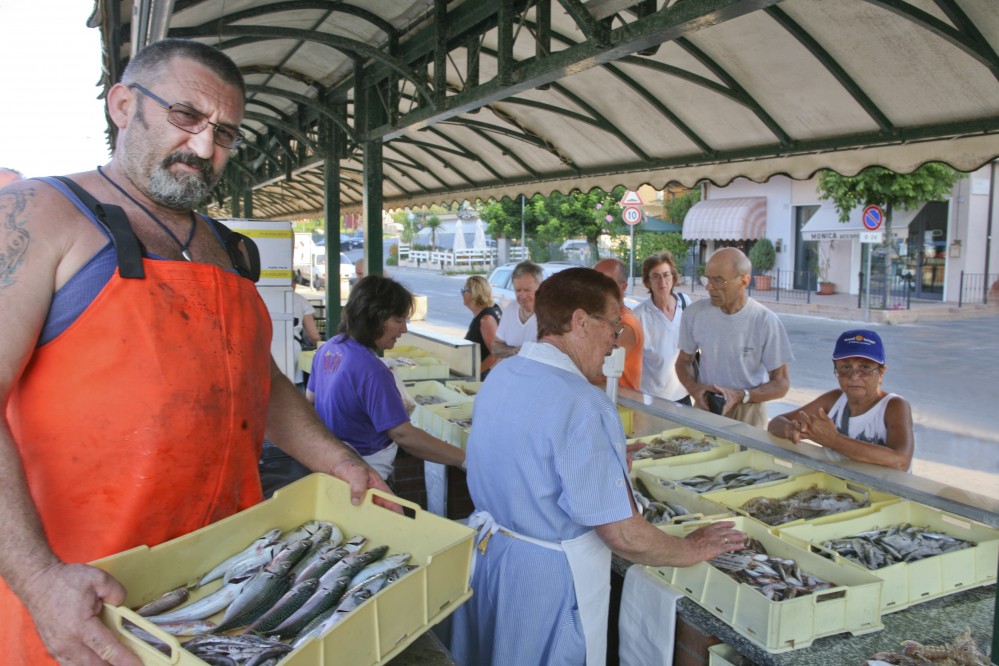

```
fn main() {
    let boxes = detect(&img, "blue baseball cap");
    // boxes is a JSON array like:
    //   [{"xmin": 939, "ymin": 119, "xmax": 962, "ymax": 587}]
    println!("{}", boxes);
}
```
[{"xmin": 832, "ymin": 329, "xmax": 885, "ymax": 365}]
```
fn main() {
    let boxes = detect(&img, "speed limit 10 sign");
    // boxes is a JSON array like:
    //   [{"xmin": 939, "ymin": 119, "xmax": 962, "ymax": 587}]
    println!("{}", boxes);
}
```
[{"xmin": 622, "ymin": 206, "xmax": 642, "ymax": 225}]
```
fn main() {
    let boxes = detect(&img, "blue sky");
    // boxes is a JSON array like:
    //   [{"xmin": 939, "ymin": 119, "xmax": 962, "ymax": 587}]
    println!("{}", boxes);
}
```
[{"xmin": 0, "ymin": 1, "xmax": 110, "ymax": 177}]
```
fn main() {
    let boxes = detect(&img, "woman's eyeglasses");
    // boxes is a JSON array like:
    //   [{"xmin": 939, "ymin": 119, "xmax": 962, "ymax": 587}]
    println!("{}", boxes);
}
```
[
  {"xmin": 460, "ymin": 288, "xmax": 471, "ymax": 294},
  {"xmin": 834, "ymin": 364, "xmax": 882, "ymax": 378}
]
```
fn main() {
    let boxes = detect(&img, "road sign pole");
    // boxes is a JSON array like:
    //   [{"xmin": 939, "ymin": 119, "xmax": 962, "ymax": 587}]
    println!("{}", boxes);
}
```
[
  {"xmin": 865, "ymin": 245, "xmax": 872, "ymax": 322},
  {"xmin": 629, "ymin": 223, "xmax": 635, "ymax": 289}
]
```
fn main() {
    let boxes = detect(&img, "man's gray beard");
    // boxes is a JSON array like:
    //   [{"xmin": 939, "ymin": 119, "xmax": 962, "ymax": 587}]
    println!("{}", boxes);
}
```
[{"xmin": 148, "ymin": 166, "xmax": 214, "ymax": 209}]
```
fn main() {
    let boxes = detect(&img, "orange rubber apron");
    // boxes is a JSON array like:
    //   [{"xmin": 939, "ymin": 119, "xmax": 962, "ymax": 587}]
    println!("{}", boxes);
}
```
[{"xmin": 1, "ymin": 257, "xmax": 272, "ymax": 664}]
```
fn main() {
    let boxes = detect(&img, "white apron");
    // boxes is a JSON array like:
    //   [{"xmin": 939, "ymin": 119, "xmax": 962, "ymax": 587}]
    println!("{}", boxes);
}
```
[{"xmin": 468, "ymin": 510, "xmax": 612, "ymax": 666}]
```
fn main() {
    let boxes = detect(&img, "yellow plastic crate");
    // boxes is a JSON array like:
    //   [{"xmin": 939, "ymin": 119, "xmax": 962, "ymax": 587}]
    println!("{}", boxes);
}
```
[
  {"xmin": 707, "ymin": 471, "xmax": 900, "ymax": 530},
  {"xmin": 391, "ymin": 357, "xmax": 450, "ymax": 381},
  {"xmin": 638, "ymin": 450, "xmax": 813, "ymax": 496},
  {"xmin": 421, "ymin": 402, "xmax": 475, "ymax": 450},
  {"xmin": 646, "ymin": 516, "xmax": 883, "ymax": 653},
  {"xmin": 384, "ymin": 344, "xmax": 431, "ymax": 359},
  {"xmin": 776, "ymin": 500, "xmax": 999, "ymax": 613},
  {"xmin": 91, "ymin": 474, "xmax": 475, "ymax": 666},
  {"xmin": 617, "ymin": 406, "xmax": 634, "ymax": 436},
  {"xmin": 631, "ymin": 473, "xmax": 733, "ymax": 525},
  {"xmin": 629, "ymin": 427, "xmax": 739, "ymax": 474},
  {"xmin": 708, "ymin": 643, "xmax": 748, "ymax": 666},
  {"xmin": 444, "ymin": 380, "xmax": 483, "ymax": 396},
  {"xmin": 405, "ymin": 380, "xmax": 471, "ymax": 406}
]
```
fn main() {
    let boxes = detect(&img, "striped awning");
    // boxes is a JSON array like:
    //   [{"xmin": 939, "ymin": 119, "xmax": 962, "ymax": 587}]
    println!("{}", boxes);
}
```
[{"xmin": 682, "ymin": 198, "xmax": 767, "ymax": 241}]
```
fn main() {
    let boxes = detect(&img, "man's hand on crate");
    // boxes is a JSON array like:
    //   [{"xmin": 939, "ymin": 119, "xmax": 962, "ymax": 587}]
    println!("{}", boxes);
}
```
[
  {"xmin": 331, "ymin": 456, "xmax": 402, "ymax": 513},
  {"xmin": 21, "ymin": 561, "xmax": 142, "ymax": 666}
]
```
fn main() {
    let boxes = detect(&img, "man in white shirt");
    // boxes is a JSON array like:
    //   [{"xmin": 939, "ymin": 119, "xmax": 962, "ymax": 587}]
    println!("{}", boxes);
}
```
[
  {"xmin": 675, "ymin": 247, "xmax": 793, "ymax": 428},
  {"xmin": 492, "ymin": 261, "xmax": 544, "ymax": 359}
]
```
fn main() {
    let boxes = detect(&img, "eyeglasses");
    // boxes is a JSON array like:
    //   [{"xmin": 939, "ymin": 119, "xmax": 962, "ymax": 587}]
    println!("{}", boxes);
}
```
[
  {"xmin": 589, "ymin": 314, "xmax": 624, "ymax": 339},
  {"xmin": 833, "ymin": 364, "xmax": 882, "ymax": 378},
  {"xmin": 700, "ymin": 274, "xmax": 739, "ymax": 287},
  {"xmin": 460, "ymin": 287, "xmax": 471, "ymax": 294},
  {"xmin": 649, "ymin": 272, "xmax": 674, "ymax": 283},
  {"xmin": 129, "ymin": 83, "xmax": 245, "ymax": 149}
]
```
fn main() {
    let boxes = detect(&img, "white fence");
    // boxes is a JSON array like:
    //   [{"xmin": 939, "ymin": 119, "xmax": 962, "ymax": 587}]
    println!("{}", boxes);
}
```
[{"xmin": 398, "ymin": 243, "xmax": 529, "ymax": 267}]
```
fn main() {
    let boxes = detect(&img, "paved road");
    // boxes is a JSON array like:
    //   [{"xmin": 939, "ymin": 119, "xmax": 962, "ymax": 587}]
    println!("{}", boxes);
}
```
[{"xmin": 375, "ymin": 265, "xmax": 999, "ymax": 497}]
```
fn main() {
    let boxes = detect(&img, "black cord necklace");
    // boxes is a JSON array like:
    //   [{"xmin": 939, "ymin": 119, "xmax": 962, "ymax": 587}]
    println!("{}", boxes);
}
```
[{"xmin": 97, "ymin": 165, "xmax": 198, "ymax": 261}]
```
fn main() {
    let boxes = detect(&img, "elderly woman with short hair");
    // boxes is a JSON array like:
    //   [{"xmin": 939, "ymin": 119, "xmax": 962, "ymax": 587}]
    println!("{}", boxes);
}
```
[
  {"xmin": 307, "ymin": 275, "xmax": 465, "ymax": 480},
  {"xmin": 450, "ymin": 267, "xmax": 743, "ymax": 666}
]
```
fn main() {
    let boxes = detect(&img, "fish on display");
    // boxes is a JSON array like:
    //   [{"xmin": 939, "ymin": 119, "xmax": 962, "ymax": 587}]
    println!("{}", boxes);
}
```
[
  {"xmin": 183, "ymin": 633, "xmax": 293, "ymax": 665},
  {"xmin": 134, "ymin": 586, "xmax": 189, "ymax": 617},
  {"xmin": 292, "ymin": 575, "xmax": 389, "ymax": 648},
  {"xmin": 124, "ymin": 520, "xmax": 412, "ymax": 663},
  {"xmin": 451, "ymin": 418, "xmax": 473, "ymax": 429},
  {"xmin": 198, "ymin": 528, "xmax": 283, "ymax": 587},
  {"xmin": 414, "ymin": 394, "xmax": 448, "ymax": 405},
  {"xmin": 821, "ymin": 523, "xmax": 974, "ymax": 570},
  {"xmin": 709, "ymin": 539, "xmax": 833, "ymax": 601},
  {"xmin": 633, "ymin": 477, "xmax": 692, "ymax": 525},
  {"xmin": 631, "ymin": 434, "xmax": 718, "ymax": 460},
  {"xmin": 739, "ymin": 485, "xmax": 868, "ymax": 526},
  {"xmin": 674, "ymin": 467, "xmax": 788, "ymax": 494},
  {"xmin": 146, "ymin": 575, "xmax": 253, "ymax": 624}
]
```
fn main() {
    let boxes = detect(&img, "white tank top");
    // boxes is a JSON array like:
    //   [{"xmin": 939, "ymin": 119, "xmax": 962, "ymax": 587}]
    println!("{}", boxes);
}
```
[{"xmin": 826, "ymin": 392, "xmax": 899, "ymax": 447}]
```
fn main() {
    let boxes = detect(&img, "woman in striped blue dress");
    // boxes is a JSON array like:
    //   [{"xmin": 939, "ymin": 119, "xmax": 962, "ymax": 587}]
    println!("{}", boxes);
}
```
[{"xmin": 450, "ymin": 267, "xmax": 745, "ymax": 666}]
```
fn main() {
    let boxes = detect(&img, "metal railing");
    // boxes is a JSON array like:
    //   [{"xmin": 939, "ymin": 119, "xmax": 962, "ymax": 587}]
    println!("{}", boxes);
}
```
[
  {"xmin": 857, "ymin": 272, "xmax": 911, "ymax": 310},
  {"xmin": 958, "ymin": 272, "xmax": 999, "ymax": 307}
]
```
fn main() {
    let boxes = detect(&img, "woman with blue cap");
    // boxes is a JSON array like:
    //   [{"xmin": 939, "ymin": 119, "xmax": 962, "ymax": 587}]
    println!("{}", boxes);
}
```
[{"xmin": 768, "ymin": 329, "xmax": 913, "ymax": 471}]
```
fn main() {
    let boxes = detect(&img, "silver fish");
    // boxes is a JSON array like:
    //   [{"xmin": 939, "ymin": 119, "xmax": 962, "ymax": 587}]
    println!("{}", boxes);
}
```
[
  {"xmin": 265, "ymin": 574, "xmax": 351, "ymax": 637},
  {"xmin": 134, "ymin": 586, "xmax": 189, "ymax": 617},
  {"xmin": 197, "ymin": 528, "xmax": 282, "ymax": 587},
  {"xmin": 219, "ymin": 541, "xmax": 307, "ymax": 625},
  {"xmin": 247, "ymin": 577, "xmax": 320, "ymax": 633},
  {"xmin": 146, "ymin": 576, "xmax": 251, "ymax": 624},
  {"xmin": 347, "ymin": 552, "xmax": 411, "ymax": 590},
  {"xmin": 292, "ymin": 576, "xmax": 387, "ymax": 648}
]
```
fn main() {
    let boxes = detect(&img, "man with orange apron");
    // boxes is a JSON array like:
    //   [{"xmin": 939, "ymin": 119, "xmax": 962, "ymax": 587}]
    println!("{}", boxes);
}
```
[{"xmin": 0, "ymin": 39, "xmax": 384, "ymax": 665}]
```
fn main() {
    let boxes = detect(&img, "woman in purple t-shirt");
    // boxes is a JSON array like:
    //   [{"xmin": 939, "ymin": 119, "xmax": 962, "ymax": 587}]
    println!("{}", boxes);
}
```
[{"xmin": 306, "ymin": 275, "xmax": 465, "ymax": 480}]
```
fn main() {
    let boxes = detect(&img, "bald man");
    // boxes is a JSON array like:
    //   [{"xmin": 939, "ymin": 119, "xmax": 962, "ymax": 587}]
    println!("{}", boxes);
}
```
[
  {"xmin": 675, "ymin": 247, "xmax": 793, "ymax": 428},
  {"xmin": 593, "ymin": 258, "xmax": 643, "ymax": 390}
]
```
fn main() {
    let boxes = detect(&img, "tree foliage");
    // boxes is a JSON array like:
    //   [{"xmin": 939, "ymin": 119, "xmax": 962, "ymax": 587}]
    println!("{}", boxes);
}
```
[
  {"xmin": 612, "ymin": 232, "xmax": 691, "ymax": 272},
  {"xmin": 662, "ymin": 189, "xmax": 701, "ymax": 224},
  {"xmin": 424, "ymin": 214, "xmax": 442, "ymax": 248},
  {"xmin": 817, "ymin": 164, "xmax": 960, "ymax": 230}
]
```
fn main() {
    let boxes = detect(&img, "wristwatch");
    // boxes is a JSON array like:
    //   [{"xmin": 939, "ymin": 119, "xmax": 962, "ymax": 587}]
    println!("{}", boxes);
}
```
[{"xmin": 742, "ymin": 388, "xmax": 751, "ymax": 404}]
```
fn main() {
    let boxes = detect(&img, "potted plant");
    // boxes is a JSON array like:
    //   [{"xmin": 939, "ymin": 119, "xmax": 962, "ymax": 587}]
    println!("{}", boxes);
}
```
[
  {"xmin": 747, "ymin": 237, "xmax": 776, "ymax": 291},
  {"xmin": 814, "ymin": 240, "xmax": 836, "ymax": 295}
]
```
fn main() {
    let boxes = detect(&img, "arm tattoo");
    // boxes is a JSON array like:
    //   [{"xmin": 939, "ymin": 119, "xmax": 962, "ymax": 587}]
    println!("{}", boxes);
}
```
[{"xmin": 0, "ymin": 190, "xmax": 31, "ymax": 288}]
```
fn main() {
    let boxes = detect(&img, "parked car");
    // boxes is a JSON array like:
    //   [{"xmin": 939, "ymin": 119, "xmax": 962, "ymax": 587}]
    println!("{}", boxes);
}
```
[
  {"xmin": 487, "ymin": 261, "xmax": 576, "ymax": 309},
  {"xmin": 339, "ymin": 233, "xmax": 364, "ymax": 250},
  {"xmin": 296, "ymin": 251, "xmax": 353, "ymax": 289}
]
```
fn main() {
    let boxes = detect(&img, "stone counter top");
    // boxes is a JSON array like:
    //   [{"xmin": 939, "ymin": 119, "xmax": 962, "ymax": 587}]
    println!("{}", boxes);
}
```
[
  {"xmin": 612, "ymin": 557, "xmax": 994, "ymax": 664},
  {"xmin": 678, "ymin": 585, "xmax": 994, "ymax": 664}
]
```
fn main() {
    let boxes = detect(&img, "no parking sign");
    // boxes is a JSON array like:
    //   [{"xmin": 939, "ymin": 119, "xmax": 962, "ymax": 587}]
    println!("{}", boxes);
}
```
[{"xmin": 862, "ymin": 204, "xmax": 884, "ymax": 231}]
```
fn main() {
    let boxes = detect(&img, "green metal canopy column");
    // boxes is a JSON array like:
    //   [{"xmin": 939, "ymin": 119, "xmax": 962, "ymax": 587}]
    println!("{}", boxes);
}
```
[
  {"xmin": 359, "ymin": 71, "xmax": 387, "ymax": 279},
  {"xmin": 321, "ymin": 99, "xmax": 347, "ymax": 330}
]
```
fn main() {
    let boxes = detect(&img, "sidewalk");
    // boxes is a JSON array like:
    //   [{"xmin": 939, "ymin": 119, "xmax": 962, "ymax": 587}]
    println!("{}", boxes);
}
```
[{"xmin": 633, "ymin": 283, "xmax": 999, "ymax": 325}]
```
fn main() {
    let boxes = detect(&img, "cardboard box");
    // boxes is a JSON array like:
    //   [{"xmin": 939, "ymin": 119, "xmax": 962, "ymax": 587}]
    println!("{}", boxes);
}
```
[{"xmin": 92, "ymin": 474, "xmax": 474, "ymax": 666}]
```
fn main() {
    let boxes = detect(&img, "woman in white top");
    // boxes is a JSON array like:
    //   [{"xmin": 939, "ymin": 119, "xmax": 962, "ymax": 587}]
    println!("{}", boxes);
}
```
[
  {"xmin": 633, "ymin": 251, "xmax": 691, "ymax": 404},
  {"xmin": 768, "ymin": 329, "xmax": 914, "ymax": 471}
]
